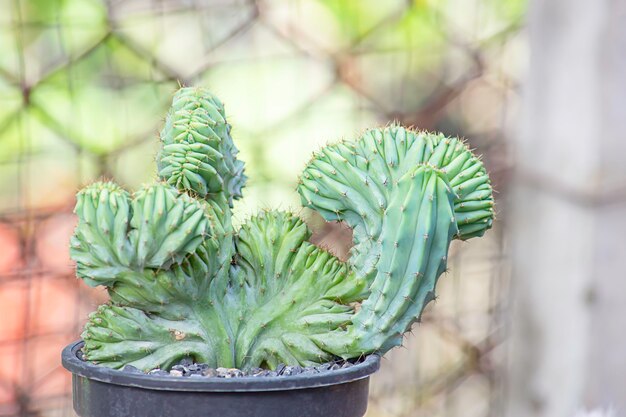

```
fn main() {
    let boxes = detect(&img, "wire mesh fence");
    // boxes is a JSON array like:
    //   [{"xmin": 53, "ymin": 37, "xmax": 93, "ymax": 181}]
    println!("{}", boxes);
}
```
[{"xmin": 0, "ymin": 0, "xmax": 522, "ymax": 415}]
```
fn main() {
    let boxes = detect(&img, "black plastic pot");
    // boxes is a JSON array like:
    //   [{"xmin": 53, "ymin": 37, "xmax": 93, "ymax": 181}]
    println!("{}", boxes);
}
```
[{"xmin": 62, "ymin": 341, "xmax": 380, "ymax": 417}]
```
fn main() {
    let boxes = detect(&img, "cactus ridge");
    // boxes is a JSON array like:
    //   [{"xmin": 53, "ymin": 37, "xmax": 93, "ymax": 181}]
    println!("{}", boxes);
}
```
[{"xmin": 72, "ymin": 88, "xmax": 494, "ymax": 371}]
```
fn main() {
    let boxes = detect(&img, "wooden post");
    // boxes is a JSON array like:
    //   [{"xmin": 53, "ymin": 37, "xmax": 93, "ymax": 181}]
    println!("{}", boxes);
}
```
[{"xmin": 506, "ymin": 0, "xmax": 626, "ymax": 416}]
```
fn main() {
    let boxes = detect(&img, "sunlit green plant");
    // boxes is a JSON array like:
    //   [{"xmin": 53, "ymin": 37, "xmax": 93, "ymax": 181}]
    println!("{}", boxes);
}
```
[{"xmin": 71, "ymin": 87, "xmax": 494, "ymax": 371}]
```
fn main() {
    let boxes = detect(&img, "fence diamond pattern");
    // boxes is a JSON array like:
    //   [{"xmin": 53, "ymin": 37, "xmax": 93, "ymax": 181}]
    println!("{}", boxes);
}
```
[{"xmin": 0, "ymin": 0, "xmax": 521, "ymax": 415}]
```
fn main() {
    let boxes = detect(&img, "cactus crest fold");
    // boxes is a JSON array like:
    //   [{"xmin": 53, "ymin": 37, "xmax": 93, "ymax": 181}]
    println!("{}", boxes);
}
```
[{"xmin": 72, "ymin": 89, "xmax": 494, "ymax": 371}]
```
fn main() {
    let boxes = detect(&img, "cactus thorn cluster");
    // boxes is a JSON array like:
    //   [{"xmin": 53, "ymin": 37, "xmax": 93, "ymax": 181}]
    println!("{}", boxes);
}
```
[{"xmin": 71, "ymin": 87, "xmax": 494, "ymax": 371}]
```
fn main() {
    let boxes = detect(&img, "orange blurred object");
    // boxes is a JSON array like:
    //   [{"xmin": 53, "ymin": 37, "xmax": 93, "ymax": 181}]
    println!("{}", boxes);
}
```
[
  {"xmin": 35, "ymin": 213, "xmax": 77, "ymax": 274},
  {"xmin": 28, "ymin": 275, "xmax": 80, "ymax": 336},
  {"xmin": 0, "ymin": 281, "xmax": 28, "ymax": 342},
  {"xmin": 0, "ymin": 343, "xmax": 24, "ymax": 405},
  {"xmin": 0, "ymin": 223, "xmax": 22, "ymax": 276}
]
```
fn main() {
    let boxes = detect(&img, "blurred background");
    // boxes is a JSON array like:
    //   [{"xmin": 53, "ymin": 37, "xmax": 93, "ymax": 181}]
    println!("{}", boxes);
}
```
[{"xmin": 0, "ymin": 0, "xmax": 622, "ymax": 416}]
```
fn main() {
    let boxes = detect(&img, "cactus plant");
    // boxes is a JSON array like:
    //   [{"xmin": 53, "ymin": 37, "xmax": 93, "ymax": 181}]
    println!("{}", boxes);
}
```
[{"xmin": 71, "ymin": 87, "xmax": 494, "ymax": 371}]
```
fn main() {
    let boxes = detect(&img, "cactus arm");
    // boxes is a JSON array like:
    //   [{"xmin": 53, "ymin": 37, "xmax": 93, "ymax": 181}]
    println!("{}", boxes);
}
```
[
  {"xmin": 71, "ymin": 182, "xmax": 237, "ymax": 368},
  {"xmin": 73, "ymin": 87, "xmax": 249, "ymax": 371},
  {"xmin": 82, "ymin": 281, "xmax": 236, "ymax": 370},
  {"xmin": 107, "ymin": 193, "xmax": 235, "ymax": 313},
  {"xmin": 81, "ymin": 305, "xmax": 225, "ymax": 371},
  {"xmin": 297, "ymin": 126, "xmax": 494, "ymax": 357},
  {"xmin": 70, "ymin": 182, "xmax": 213, "ymax": 286},
  {"xmin": 128, "ymin": 184, "xmax": 212, "ymax": 269},
  {"xmin": 311, "ymin": 165, "xmax": 457, "ymax": 355},
  {"xmin": 70, "ymin": 182, "xmax": 134, "ymax": 286},
  {"xmin": 230, "ymin": 211, "xmax": 366, "ymax": 369},
  {"xmin": 298, "ymin": 127, "xmax": 493, "ymax": 281},
  {"xmin": 157, "ymin": 87, "xmax": 246, "ymax": 207},
  {"xmin": 424, "ymin": 133, "xmax": 494, "ymax": 240}
]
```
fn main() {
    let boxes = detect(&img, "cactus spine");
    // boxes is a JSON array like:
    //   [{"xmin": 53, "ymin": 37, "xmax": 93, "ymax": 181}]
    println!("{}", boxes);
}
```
[{"xmin": 71, "ymin": 87, "xmax": 494, "ymax": 371}]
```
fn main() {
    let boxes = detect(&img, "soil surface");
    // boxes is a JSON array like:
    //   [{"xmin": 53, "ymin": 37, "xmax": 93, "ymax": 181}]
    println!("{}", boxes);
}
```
[{"xmin": 78, "ymin": 350, "xmax": 363, "ymax": 378}]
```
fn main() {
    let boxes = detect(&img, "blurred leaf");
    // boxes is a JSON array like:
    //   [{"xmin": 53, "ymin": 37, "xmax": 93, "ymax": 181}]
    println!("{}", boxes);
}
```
[
  {"xmin": 435, "ymin": 0, "xmax": 526, "ymax": 42},
  {"xmin": 0, "ymin": 0, "xmax": 107, "ymax": 82},
  {"xmin": 231, "ymin": 85, "xmax": 378, "ymax": 220},
  {"xmin": 0, "ymin": 80, "xmax": 22, "ymax": 128},
  {"xmin": 114, "ymin": 1, "xmax": 256, "ymax": 79},
  {"xmin": 315, "ymin": 0, "xmax": 406, "ymax": 45},
  {"xmin": 28, "ymin": 35, "xmax": 178, "ymax": 154},
  {"xmin": 489, "ymin": 0, "xmax": 526, "ymax": 24},
  {"xmin": 265, "ymin": 84, "xmax": 378, "ymax": 183},
  {"xmin": 30, "ymin": 80, "xmax": 174, "ymax": 154},
  {"xmin": 12, "ymin": 0, "xmax": 105, "ymax": 25},
  {"xmin": 111, "ymin": 139, "xmax": 160, "ymax": 190},
  {"xmin": 0, "ymin": 109, "xmax": 99, "ymax": 210},
  {"xmin": 199, "ymin": 56, "xmax": 333, "ymax": 132},
  {"xmin": 355, "ymin": 5, "xmax": 445, "ymax": 53}
]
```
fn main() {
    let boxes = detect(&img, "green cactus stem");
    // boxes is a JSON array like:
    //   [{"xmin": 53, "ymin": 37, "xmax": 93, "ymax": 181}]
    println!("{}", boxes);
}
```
[
  {"xmin": 71, "ymin": 87, "xmax": 494, "ymax": 371},
  {"xmin": 297, "ymin": 126, "xmax": 493, "ymax": 356},
  {"xmin": 157, "ymin": 87, "xmax": 246, "ymax": 207}
]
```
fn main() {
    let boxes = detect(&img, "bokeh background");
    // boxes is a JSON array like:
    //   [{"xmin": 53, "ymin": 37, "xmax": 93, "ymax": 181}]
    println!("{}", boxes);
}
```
[{"xmin": 1, "ymin": 0, "xmax": 523, "ymax": 416}]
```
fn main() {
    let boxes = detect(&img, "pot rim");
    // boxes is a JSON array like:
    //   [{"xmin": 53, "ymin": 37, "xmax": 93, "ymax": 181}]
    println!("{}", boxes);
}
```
[{"xmin": 62, "ymin": 340, "xmax": 380, "ymax": 392}]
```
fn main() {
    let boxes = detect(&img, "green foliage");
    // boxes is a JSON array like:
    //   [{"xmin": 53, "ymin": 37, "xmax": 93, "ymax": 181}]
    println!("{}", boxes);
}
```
[{"xmin": 72, "ymin": 87, "xmax": 493, "ymax": 370}]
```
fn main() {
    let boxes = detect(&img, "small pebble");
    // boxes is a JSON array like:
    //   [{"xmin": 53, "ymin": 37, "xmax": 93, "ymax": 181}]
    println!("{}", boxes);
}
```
[
  {"xmin": 341, "ymin": 362, "xmax": 354, "ymax": 369},
  {"xmin": 122, "ymin": 365, "xmax": 143, "ymax": 374},
  {"xmin": 225, "ymin": 368, "xmax": 244, "ymax": 378},
  {"xmin": 283, "ymin": 365, "xmax": 303, "ymax": 376},
  {"xmin": 203, "ymin": 368, "xmax": 218, "ymax": 377},
  {"xmin": 178, "ymin": 358, "xmax": 193, "ymax": 367},
  {"xmin": 149, "ymin": 369, "xmax": 169, "ymax": 376},
  {"xmin": 316, "ymin": 363, "xmax": 332, "ymax": 371},
  {"xmin": 169, "ymin": 369, "xmax": 183, "ymax": 377}
]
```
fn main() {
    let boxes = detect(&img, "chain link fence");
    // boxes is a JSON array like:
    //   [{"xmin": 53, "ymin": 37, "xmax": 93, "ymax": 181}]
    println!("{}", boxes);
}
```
[{"xmin": 0, "ymin": 0, "xmax": 522, "ymax": 415}]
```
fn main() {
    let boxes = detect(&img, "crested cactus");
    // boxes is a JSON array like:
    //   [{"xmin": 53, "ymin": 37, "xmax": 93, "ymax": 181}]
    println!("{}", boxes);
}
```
[{"xmin": 72, "ymin": 87, "xmax": 494, "ymax": 371}]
